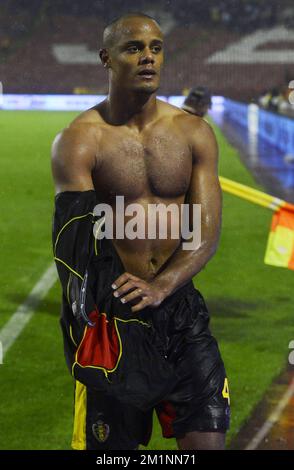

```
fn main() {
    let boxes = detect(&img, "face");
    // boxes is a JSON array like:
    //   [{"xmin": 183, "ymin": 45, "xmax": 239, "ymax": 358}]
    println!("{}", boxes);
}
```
[{"xmin": 101, "ymin": 17, "xmax": 164, "ymax": 94}]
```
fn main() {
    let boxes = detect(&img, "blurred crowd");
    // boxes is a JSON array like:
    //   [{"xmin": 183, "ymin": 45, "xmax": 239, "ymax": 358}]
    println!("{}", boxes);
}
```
[
  {"xmin": 258, "ymin": 83, "xmax": 294, "ymax": 118},
  {"xmin": 0, "ymin": 0, "xmax": 293, "ymax": 114},
  {"xmin": 0, "ymin": 0, "xmax": 42, "ymax": 55},
  {"xmin": 173, "ymin": 0, "xmax": 281, "ymax": 31},
  {"xmin": 43, "ymin": 0, "xmax": 294, "ymax": 32},
  {"xmin": 1, "ymin": 0, "xmax": 294, "ymax": 53},
  {"xmin": 208, "ymin": 0, "xmax": 278, "ymax": 31}
]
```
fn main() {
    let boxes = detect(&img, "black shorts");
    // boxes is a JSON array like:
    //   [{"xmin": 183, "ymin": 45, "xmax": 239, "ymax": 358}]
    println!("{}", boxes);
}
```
[{"xmin": 71, "ymin": 280, "xmax": 230, "ymax": 450}]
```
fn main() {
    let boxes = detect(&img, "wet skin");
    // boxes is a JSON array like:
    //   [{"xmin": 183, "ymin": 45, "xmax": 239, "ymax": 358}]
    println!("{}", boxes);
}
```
[
  {"xmin": 51, "ymin": 16, "xmax": 221, "ymax": 314},
  {"xmin": 51, "ymin": 15, "xmax": 224, "ymax": 451}
]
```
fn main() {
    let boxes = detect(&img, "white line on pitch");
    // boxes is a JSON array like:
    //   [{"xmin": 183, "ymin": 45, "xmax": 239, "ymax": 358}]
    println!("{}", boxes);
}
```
[
  {"xmin": 0, "ymin": 263, "xmax": 57, "ymax": 359},
  {"xmin": 245, "ymin": 378, "xmax": 294, "ymax": 450}
]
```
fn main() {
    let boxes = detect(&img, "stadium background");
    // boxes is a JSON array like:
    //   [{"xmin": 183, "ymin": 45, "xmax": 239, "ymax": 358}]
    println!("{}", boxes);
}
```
[{"xmin": 0, "ymin": 0, "xmax": 293, "ymax": 450}]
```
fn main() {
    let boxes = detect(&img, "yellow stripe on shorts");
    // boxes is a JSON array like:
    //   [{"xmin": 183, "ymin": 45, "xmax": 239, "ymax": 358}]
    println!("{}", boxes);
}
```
[{"xmin": 71, "ymin": 380, "xmax": 87, "ymax": 450}]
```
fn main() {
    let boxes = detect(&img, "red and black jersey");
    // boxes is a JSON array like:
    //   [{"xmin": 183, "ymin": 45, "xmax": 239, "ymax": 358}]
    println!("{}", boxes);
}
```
[{"xmin": 52, "ymin": 190, "xmax": 176, "ymax": 412}]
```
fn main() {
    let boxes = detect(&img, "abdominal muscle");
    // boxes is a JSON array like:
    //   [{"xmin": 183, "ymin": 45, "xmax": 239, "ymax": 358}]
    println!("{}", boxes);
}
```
[{"xmin": 109, "ymin": 198, "xmax": 183, "ymax": 281}]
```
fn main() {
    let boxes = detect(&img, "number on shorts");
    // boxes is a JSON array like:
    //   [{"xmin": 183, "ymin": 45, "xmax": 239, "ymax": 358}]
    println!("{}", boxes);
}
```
[{"xmin": 222, "ymin": 378, "xmax": 230, "ymax": 405}]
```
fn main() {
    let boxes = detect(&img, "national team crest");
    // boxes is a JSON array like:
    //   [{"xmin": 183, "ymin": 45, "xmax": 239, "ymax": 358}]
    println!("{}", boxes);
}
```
[{"xmin": 92, "ymin": 415, "xmax": 110, "ymax": 443}]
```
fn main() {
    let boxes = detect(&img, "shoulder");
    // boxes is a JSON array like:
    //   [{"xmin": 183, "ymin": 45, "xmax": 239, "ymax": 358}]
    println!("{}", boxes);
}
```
[
  {"xmin": 157, "ymin": 98, "xmax": 188, "ymax": 121},
  {"xmin": 51, "ymin": 107, "xmax": 105, "ymax": 159},
  {"xmin": 69, "ymin": 101, "xmax": 106, "ymax": 129},
  {"xmin": 172, "ymin": 113, "xmax": 218, "ymax": 166},
  {"xmin": 176, "ymin": 113, "xmax": 218, "ymax": 159},
  {"xmin": 51, "ymin": 122, "xmax": 99, "ymax": 177},
  {"xmin": 51, "ymin": 111, "xmax": 101, "ymax": 192},
  {"xmin": 176, "ymin": 112, "xmax": 216, "ymax": 142},
  {"xmin": 157, "ymin": 98, "xmax": 216, "ymax": 142}
]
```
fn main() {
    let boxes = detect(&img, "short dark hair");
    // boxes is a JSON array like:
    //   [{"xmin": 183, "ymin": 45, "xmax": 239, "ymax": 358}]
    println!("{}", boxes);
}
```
[
  {"xmin": 103, "ymin": 12, "xmax": 161, "ymax": 48},
  {"xmin": 184, "ymin": 87, "xmax": 212, "ymax": 107}
]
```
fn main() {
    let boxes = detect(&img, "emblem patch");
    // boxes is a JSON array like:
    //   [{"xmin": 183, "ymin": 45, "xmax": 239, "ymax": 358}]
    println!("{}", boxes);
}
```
[{"xmin": 92, "ymin": 415, "xmax": 110, "ymax": 443}]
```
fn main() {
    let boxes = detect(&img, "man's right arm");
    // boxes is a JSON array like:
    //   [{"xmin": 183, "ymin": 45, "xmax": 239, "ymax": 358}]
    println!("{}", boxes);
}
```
[
  {"xmin": 51, "ymin": 124, "xmax": 99, "ymax": 326},
  {"xmin": 51, "ymin": 124, "xmax": 97, "ymax": 194}
]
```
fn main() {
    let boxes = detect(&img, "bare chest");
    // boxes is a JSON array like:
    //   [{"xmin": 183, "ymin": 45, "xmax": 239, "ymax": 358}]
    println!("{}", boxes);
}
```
[{"xmin": 93, "ymin": 126, "xmax": 192, "ymax": 201}]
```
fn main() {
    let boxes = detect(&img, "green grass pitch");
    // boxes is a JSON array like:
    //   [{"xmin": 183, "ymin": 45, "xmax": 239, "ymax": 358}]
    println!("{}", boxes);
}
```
[{"xmin": 0, "ymin": 110, "xmax": 293, "ymax": 449}]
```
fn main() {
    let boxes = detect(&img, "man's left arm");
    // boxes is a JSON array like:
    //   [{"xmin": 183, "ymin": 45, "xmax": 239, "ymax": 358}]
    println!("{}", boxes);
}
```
[{"xmin": 112, "ymin": 119, "xmax": 222, "ymax": 312}]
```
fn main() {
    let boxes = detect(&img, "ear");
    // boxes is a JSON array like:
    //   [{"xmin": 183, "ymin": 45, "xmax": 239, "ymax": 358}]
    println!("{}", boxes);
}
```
[{"xmin": 99, "ymin": 48, "xmax": 111, "ymax": 69}]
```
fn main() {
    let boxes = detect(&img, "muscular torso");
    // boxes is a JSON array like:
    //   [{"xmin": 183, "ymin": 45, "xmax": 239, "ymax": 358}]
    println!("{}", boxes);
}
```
[{"xmin": 72, "ymin": 100, "xmax": 194, "ymax": 280}]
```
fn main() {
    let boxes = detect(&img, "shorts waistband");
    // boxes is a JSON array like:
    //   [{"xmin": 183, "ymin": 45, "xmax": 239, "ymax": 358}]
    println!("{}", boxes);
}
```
[{"xmin": 159, "ymin": 280, "xmax": 195, "ymax": 309}]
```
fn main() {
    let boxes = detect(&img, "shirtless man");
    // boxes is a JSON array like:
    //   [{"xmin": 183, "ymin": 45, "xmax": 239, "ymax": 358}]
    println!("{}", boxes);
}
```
[{"xmin": 51, "ymin": 12, "xmax": 230, "ymax": 451}]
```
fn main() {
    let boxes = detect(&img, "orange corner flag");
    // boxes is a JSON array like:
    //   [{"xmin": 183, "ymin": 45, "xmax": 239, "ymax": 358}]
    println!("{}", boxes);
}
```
[
  {"xmin": 219, "ymin": 176, "xmax": 294, "ymax": 270},
  {"xmin": 264, "ymin": 204, "xmax": 294, "ymax": 270}
]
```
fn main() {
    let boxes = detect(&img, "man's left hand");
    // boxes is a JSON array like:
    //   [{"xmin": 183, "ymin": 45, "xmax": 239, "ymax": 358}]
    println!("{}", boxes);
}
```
[{"xmin": 111, "ymin": 272, "xmax": 168, "ymax": 313}]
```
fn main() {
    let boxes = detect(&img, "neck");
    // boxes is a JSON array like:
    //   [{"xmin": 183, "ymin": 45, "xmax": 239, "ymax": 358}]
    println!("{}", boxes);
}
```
[{"xmin": 105, "ymin": 84, "xmax": 158, "ymax": 129}]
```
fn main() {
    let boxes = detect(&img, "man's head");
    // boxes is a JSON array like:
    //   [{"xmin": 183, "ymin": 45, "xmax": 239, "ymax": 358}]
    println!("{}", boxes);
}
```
[
  {"xmin": 182, "ymin": 86, "xmax": 212, "ymax": 118},
  {"xmin": 99, "ymin": 13, "xmax": 164, "ymax": 95}
]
